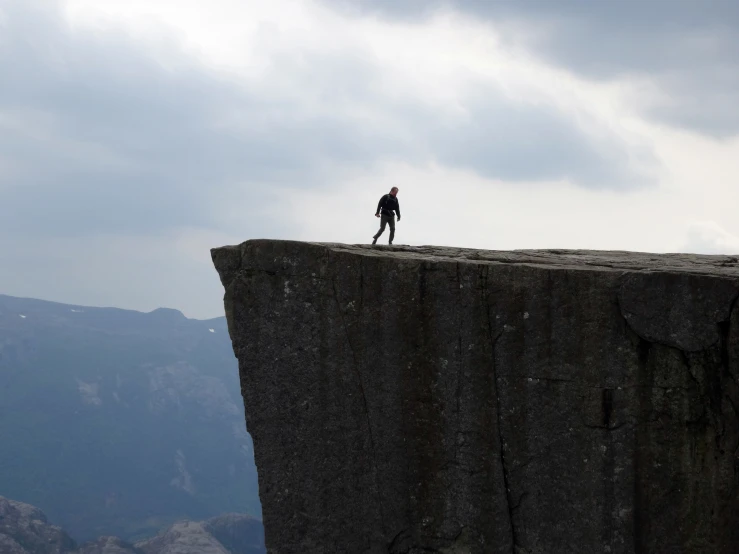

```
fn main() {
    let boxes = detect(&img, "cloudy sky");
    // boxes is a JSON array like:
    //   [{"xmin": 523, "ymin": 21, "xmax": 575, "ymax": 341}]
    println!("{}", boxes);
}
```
[{"xmin": 2, "ymin": 0, "xmax": 739, "ymax": 318}]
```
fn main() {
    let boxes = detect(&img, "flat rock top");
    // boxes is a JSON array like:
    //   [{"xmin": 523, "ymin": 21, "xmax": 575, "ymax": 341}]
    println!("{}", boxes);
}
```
[{"xmin": 212, "ymin": 239, "xmax": 739, "ymax": 277}]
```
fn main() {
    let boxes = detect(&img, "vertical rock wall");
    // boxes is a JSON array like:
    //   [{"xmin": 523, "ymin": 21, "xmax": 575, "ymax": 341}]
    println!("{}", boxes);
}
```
[{"xmin": 212, "ymin": 240, "xmax": 739, "ymax": 554}]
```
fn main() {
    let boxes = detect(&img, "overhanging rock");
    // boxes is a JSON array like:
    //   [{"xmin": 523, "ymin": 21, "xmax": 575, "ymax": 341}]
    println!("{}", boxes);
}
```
[{"xmin": 212, "ymin": 239, "xmax": 739, "ymax": 554}]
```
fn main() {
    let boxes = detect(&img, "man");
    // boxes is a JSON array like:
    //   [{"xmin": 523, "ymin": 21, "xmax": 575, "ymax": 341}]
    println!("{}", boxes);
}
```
[{"xmin": 372, "ymin": 187, "xmax": 401, "ymax": 245}]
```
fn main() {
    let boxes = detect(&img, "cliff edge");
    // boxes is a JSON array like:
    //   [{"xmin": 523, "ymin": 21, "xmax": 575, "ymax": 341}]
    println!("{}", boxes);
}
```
[{"xmin": 212, "ymin": 239, "xmax": 739, "ymax": 554}]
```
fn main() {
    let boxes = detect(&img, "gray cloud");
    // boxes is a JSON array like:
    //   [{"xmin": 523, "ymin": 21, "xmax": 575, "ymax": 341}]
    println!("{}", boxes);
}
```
[
  {"xmin": 417, "ymin": 88, "xmax": 653, "ymax": 189},
  {"xmin": 0, "ymin": 0, "xmax": 659, "ymax": 316},
  {"xmin": 644, "ymin": 67, "xmax": 739, "ymax": 138},
  {"xmin": 0, "ymin": 1, "xmax": 654, "ymax": 238},
  {"xmin": 1, "ymin": 3, "xmax": 249, "ymax": 236},
  {"xmin": 328, "ymin": 0, "xmax": 739, "ymax": 137},
  {"xmin": 0, "ymin": 1, "xmax": 409, "ymax": 238},
  {"xmin": 330, "ymin": 0, "xmax": 739, "ymax": 72}
]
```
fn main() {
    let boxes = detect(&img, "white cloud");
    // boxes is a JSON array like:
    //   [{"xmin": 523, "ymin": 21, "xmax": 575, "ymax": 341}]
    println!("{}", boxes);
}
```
[
  {"xmin": 280, "ymin": 161, "xmax": 677, "ymax": 253},
  {"xmin": 680, "ymin": 221, "xmax": 739, "ymax": 255},
  {"xmin": 61, "ymin": 0, "xmax": 658, "ymax": 188}
]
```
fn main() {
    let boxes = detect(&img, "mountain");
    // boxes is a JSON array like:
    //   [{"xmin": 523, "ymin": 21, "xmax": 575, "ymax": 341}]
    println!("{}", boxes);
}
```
[
  {"xmin": 0, "ymin": 294, "xmax": 261, "ymax": 542},
  {"xmin": 0, "ymin": 495, "xmax": 77, "ymax": 554},
  {"xmin": 136, "ymin": 514, "xmax": 263, "ymax": 554},
  {"xmin": 0, "ymin": 495, "xmax": 264, "ymax": 554}
]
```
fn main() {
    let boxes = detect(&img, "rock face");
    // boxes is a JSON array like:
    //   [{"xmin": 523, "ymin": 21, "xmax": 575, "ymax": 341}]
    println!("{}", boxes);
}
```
[
  {"xmin": 0, "ymin": 496, "xmax": 77, "ymax": 554},
  {"xmin": 212, "ymin": 239, "xmax": 739, "ymax": 554}
]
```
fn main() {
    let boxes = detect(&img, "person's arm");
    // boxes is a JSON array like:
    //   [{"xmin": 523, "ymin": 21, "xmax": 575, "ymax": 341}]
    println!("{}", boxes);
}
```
[
  {"xmin": 375, "ymin": 196, "xmax": 384, "ymax": 216},
  {"xmin": 396, "ymin": 199, "xmax": 401, "ymax": 220}
]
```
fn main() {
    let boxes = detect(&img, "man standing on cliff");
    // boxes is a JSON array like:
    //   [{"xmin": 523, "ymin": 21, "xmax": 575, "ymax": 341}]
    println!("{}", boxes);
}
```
[{"xmin": 372, "ymin": 187, "xmax": 400, "ymax": 245}]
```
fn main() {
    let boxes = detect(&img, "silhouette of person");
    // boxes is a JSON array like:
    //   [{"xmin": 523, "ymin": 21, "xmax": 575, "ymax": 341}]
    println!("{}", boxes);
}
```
[{"xmin": 372, "ymin": 187, "xmax": 400, "ymax": 245}]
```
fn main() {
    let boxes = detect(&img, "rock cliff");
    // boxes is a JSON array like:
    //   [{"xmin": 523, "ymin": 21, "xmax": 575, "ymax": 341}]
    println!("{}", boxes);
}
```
[{"xmin": 212, "ymin": 239, "xmax": 739, "ymax": 554}]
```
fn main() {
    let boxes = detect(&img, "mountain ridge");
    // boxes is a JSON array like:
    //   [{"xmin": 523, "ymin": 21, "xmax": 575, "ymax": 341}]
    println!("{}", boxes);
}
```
[
  {"xmin": 0, "ymin": 294, "xmax": 261, "ymax": 542},
  {"xmin": 0, "ymin": 294, "xmax": 220, "ymax": 322},
  {"xmin": 0, "ymin": 495, "xmax": 264, "ymax": 554}
]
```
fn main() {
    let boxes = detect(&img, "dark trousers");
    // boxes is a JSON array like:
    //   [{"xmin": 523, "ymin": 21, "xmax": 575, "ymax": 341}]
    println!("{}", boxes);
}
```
[{"xmin": 374, "ymin": 214, "xmax": 395, "ymax": 243}]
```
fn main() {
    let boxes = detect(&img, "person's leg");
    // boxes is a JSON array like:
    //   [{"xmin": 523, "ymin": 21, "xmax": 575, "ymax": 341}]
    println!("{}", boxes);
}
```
[
  {"xmin": 373, "ymin": 218, "xmax": 387, "ymax": 243},
  {"xmin": 388, "ymin": 215, "xmax": 395, "ymax": 244}
]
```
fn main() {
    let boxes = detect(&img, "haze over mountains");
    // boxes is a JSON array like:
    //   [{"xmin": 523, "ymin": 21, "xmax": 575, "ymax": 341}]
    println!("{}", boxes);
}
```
[
  {"xmin": 0, "ymin": 294, "xmax": 262, "ymax": 545},
  {"xmin": 0, "ymin": 495, "xmax": 264, "ymax": 554}
]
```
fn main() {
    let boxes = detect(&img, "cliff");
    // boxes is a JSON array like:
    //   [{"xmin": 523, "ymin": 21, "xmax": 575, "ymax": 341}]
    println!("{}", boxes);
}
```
[{"xmin": 212, "ymin": 239, "xmax": 739, "ymax": 554}]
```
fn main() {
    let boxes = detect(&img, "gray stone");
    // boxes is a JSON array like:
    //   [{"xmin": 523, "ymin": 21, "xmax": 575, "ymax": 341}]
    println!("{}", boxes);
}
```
[
  {"xmin": 135, "ymin": 521, "xmax": 230, "ymax": 554},
  {"xmin": 212, "ymin": 240, "xmax": 739, "ymax": 554},
  {"xmin": 75, "ymin": 537, "xmax": 142, "ymax": 554},
  {"xmin": 0, "ymin": 496, "xmax": 77, "ymax": 554}
]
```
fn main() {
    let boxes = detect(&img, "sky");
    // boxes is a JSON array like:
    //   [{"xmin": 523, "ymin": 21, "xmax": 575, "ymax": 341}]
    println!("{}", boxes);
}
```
[{"xmin": 2, "ymin": 0, "xmax": 739, "ymax": 319}]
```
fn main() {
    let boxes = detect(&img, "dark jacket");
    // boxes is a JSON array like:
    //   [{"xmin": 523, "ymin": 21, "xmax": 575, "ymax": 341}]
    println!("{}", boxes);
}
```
[{"xmin": 376, "ymin": 194, "xmax": 400, "ymax": 218}]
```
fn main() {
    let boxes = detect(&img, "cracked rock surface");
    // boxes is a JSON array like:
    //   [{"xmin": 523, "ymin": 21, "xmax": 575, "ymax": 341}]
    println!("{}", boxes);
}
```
[{"xmin": 212, "ymin": 239, "xmax": 739, "ymax": 554}]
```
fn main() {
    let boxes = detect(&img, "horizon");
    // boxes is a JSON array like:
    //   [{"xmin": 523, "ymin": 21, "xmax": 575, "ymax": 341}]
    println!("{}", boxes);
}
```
[
  {"xmin": 0, "ymin": 291, "xmax": 225, "ymax": 321},
  {"xmin": 7, "ymin": 235, "xmax": 739, "ymax": 319}
]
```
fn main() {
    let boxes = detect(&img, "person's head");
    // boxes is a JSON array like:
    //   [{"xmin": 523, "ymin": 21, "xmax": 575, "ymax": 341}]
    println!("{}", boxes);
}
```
[{"xmin": 390, "ymin": 186, "xmax": 399, "ymax": 196}]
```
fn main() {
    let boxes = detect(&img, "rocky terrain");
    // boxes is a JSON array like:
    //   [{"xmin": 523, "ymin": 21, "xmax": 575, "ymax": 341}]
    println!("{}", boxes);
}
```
[
  {"xmin": 0, "ymin": 294, "xmax": 261, "ymax": 541},
  {"xmin": 213, "ymin": 239, "xmax": 739, "ymax": 553},
  {"xmin": 0, "ymin": 495, "xmax": 264, "ymax": 554}
]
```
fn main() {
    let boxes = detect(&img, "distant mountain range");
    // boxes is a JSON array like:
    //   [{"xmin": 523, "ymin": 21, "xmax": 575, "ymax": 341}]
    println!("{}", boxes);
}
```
[
  {"xmin": 0, "ymin": 495, "xmax": 264, "ymax": 554},
  {"xmin": 0, "ymin": 294, "xmax": 262, "ymax": 543}
]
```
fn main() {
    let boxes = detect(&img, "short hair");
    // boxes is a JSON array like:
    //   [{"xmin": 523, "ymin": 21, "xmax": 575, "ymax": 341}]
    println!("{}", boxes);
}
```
[{"xmin": 390, "ymin": 186, "xmax": 399, "ymax": 192}]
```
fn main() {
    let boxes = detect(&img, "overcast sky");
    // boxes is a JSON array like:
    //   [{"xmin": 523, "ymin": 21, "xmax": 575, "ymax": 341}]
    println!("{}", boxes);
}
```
[{"xmin": 2, "ymin": 0, "xmax": 739, "ymax": 319}]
